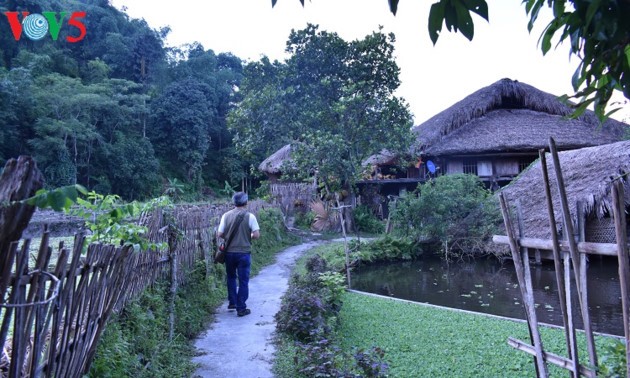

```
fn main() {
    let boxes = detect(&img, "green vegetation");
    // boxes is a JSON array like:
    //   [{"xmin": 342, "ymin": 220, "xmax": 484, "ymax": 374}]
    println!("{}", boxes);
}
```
[
  {"xmin": 274, "ymin": 251, "xmax": 388, "ymax": 377},
  {"xmin": 88, "ymin": 206, "xmax": 298, "ymax": 376},
  {"xmin": 276, "ymin": 241, "xmax": 624, "ymax": 377},
  {"xmin": 296, "ymin": 239, "xmax": 418, "ymax": 274},
  {"xmin": 229, "ymin": 24, "xmax": 413, "ymax": 196},
  {"xmin": 389, "ymin": 174, "xmax": 503, "ymax": 258},
  {"xmin": 251, "ymin": 208, "xmax": 301, "ymax": 274},
  {"xmin": 88, "ymin": 263, "xmax": 223, "ymax": 377},
  {"xmin": 0, "ymin": 1, "xmax": 244, "ymax": 200},
  {"xmin": 337, "ymin": 292, "xmax": 621, "ymax": 377},
  {"xmin": 294, "ymin": 210, "xmax": 316, "ymax": 230},
  {"xmin": 352, "ymin": 205, "xmax": 384, "ymax": 235}
]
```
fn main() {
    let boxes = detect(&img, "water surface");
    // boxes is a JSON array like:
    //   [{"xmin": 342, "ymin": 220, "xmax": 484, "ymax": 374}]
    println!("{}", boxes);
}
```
[{"xmin": 351, "ymin": 256, "xmax": 623, "ymax": 336}]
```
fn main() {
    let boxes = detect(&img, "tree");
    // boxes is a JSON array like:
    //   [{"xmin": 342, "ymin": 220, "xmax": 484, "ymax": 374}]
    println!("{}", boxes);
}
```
[
  {"xmin": 281, "ymin": 0, "xmax": 630, "ymax": 120},
  {"xmin": 229, "ymin": 24, "xmax": 413, "ymax": 195},
  {"xmin": 149, "ymin": 79, "xmax": 215, "ymax": 184}
]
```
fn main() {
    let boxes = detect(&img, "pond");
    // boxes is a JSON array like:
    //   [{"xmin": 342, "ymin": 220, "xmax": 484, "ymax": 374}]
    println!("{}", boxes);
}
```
[{"xmin": 351, "ymin": 255, "xmax": 623, "ymax": 336}]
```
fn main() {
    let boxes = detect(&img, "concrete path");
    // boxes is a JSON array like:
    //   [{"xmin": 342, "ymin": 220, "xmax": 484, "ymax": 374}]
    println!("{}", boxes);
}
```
[{"xmin": 193, "ymin": 240, "xmax": 323, "ymax": 378}]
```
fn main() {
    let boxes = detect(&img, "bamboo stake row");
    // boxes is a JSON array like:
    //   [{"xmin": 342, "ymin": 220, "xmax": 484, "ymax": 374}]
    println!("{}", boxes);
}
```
[
  {"xmin": 495, "ymin": 137, "xmax": 629, "ymax": 377},
  {"xmin": 0, "ymin": 200, "xmax": 276, "ymax": 377}
]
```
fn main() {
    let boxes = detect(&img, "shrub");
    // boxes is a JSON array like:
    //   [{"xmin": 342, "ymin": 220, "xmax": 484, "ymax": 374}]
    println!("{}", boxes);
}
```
[
  {"xmin": 275, "ymin": 287, "xmax": 330, "ymax": 342},
  {"xmin": 352, "ymin": 205, "xmax": 384, "ymax": 234},
  {"xmin": 294, "ymin": 210, "xmax": 316, "ymax": 230},
  {"xmin": 389, "ymin": 174, "xmax": 503, "ymax": 258},
  {"xmin": 275, "ymin": 255, "xmax": 336, "ymax": 342},
  {"xmin": 274, "ymin": 253, "xmax": 389, "ymax": 378},
  {"xmin": 350, "ymin": 235, "xmax": 420, "ymax": 263}
]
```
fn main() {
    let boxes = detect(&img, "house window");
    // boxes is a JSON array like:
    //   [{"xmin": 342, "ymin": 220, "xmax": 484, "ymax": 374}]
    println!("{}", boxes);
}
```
[{"xmin": 463, "ymin": 159, "xmax": 478, "ymax": 175}]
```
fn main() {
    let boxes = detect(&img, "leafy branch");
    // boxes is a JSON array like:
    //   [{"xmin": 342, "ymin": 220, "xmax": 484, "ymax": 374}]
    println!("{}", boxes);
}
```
[{"xmin": 21, "ymin": 185, "xmax": 171, "ymax": 251}]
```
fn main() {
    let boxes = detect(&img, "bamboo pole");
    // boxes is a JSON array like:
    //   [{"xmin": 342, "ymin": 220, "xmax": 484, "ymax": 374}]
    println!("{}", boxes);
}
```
[
  {"xmin": 10, "ymin": 242, "xmax": 30, "ymax": 377},
  {"xmin": 611, "ymin": 180, "xmax": 630, "ymax": 378},
  {"xmin": 334, "ymin": 193, "xmax": 352, "ymax": 289},
  {"xmin": 168, "ymin": 223, "xmax": 178, "ymax": 342},
  {"xmin": 548, "ymin": 137, "xmax": 597, "ymax": 367},
  {"xmin": 576, "ymin": 202, "xmax": 591, "ymax": 354},
  {"xmin": 508, "ymin": 338, "xmax": 596, "ymax": 378},
  {"xmin": 538, "ymin": 149, "xmax": 577, "ymax": 377},
  {"xmin": 0, "ymin": 242, "xmax": 18, "ymax": 356},
  {"xmin": 499, "ymin": 193, "xmax": 548, "ymax": 377},
  {"xmin": 563, "ymin": 252, "xmax": 579, "ymax": 377},
  {"xmin": 516, "ymin": 201, "xmax": 542, "ymax": 378},
  {"xmin": 492, "ymin": 235, "xmax": 623, "ymax": 256}
]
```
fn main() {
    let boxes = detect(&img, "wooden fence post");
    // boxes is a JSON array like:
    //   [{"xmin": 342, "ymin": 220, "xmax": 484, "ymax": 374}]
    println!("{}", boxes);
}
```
[
  {"xmin": 539, "ymin": 150, "xmax": 578, "ymax": 376},
  {"xmin": 0, "ymin": 156, "xmax": 44, "ymax": 253},
  {"xmin": 549, "ymin": 137, "xmax": 597, "ymax": 367},
  {"xmin": 499, "ymin": 193, "xmax": 548, "ymax": 377},
  {"xmin": 167, "ymin": 221, "xmax": 178, "ymax": 342},
  {"xmin": 611, "ymin": 180, "xmax": 630, "ymax": 377}
]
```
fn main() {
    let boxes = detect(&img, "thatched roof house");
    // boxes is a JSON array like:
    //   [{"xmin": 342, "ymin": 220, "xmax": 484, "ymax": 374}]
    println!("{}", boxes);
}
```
[
  {"xmin": 384, "ymin": 78, "xmax": 629, "ymax": 188},
  {"xmin": 413, "ymin": 78, "xmax": 626, "ymax": 155},
  {"xmin": 258, "ymin": 144, "xmax": 292, "ymax": 182},
  {"xmin": 500, "ymin": 140, "xmax": 630, "ymax": 242}
]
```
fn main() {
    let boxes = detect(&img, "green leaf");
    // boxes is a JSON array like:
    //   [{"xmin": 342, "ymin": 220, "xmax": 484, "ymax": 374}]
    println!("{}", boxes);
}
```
[
  {"xmin": 48, "ymin": 190, "xmax": 67, "ymax": 211},
  {"xmin": 454, "ymin": 2, "xmax": 475, "ymax": 41},
  {"xmin": 526, "ymin": 0, "xmax": 544, "ymax": 32},
  {"xmin": 552, "ymin": 0, "xmax": 565, "ymax": 18},
  {"xmin": 541, "ymin": 29, "xmax": 553, "ymax": 55},
  {"xmin": 428, "ymin": 2, "xmax": 446, "ymax": 44},
  {"xmin": 571, "ymin": 63, "xmax": 586, "ymax": 90},
  {"xmin": 571, "ymin": 98, "xmax": 593, "ymax": 119},
  {"xmin": 462, "ymin": 0, "xmax": 489, "ymax": 21},
  {"xmin": 75, "ymin": 184, "xmax": 88, "ymax": 195},
  {"xmin": 61, "ymin": 186, "xmax": 78, "ymax": 205},
  {"xmin": 388, "ymin": 0, "xmax": 399, "ymax": 15},
  {"xmin": 443, "ymin": 2, "xmax": 458, "ymax": 32},
  {"xmin": 625, "ymin": 45, "xmax": 630, "ymax": 68},
  {"xmin": 585, "ymin": 0, "xmax": 602, "ymax": 28}
]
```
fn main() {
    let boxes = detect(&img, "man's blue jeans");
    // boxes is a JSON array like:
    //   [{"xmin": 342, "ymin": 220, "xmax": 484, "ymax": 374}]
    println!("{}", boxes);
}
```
[{"xmin": 225, "ymin": 252, "xmax": 251, "ymax": 312}]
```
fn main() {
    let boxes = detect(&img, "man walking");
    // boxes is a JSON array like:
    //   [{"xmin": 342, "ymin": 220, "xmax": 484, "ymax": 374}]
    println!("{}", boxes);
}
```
[{"xmin": 217, "ymin": 192, "xmax": 260, "ymax": 317}]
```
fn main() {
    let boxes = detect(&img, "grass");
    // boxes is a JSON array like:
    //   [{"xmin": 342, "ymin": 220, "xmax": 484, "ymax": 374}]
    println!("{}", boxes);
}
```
[
  {"xmin": 337, "ymin": 292, "xmax": 620, "ymax": 377},
  {"xmin": 87, "ymin": 207, "xmax": 301, "ymax": 377}
]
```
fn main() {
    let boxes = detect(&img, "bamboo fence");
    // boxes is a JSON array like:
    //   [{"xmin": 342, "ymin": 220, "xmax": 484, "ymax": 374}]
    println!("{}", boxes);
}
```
[
  {"xmin": 0, "ymin": 200, "xmax": 272, "ymax": 377},
  {"xmin": 494, "ymin": 137, "xmax": 630, "ymax": 377}
]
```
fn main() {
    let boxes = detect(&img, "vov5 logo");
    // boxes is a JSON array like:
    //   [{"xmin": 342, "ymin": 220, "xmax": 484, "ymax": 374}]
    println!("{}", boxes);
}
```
[{"xmin": 4, "ymin": 10, "xmax": 86, "ymax": 42}]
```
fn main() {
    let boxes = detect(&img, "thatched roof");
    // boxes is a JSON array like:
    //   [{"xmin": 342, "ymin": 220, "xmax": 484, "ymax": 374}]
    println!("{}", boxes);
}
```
[
  {"xmin": 258, "ymin": 144, "xmax": 292, "ymax": 175},
  {"xmin": 362, "ymin": 149, "xmax": 397, "ymax": 167},
  {"xmin": 500, "ymin": 140, "xmax": 630, "ymax": 239},
  {"xmin": 413, "ymin": 78, "xmax": 628, "ymax": 156}
]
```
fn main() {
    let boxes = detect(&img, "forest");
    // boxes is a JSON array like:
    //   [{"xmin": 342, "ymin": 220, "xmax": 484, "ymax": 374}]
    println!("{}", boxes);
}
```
[
  {"xmin": 0, "ymin": 0, "xmax": 413, "ymax": 201},
  {"xmin": 0, "ymin": 0, "xmax": 249, "ymax": 200}
]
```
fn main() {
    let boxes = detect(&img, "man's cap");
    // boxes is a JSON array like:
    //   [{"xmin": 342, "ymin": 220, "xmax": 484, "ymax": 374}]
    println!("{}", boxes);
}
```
[{"xmin": 233, "ymin": 192, "xmax": 248, "ymax": 206}]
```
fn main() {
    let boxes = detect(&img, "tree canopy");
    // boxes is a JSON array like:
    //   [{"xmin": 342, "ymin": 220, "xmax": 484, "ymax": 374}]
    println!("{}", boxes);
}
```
[
  {"xmin": 0, "ymin": 1, "xmax": 244, "ymax": 200},
  {"xmin": 280, "ymin": 0, "xmax": 630, "ymax": 120},
  {"xmin": 228, "ymin": 24, "xmax": 413, "ymax": 193}
]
